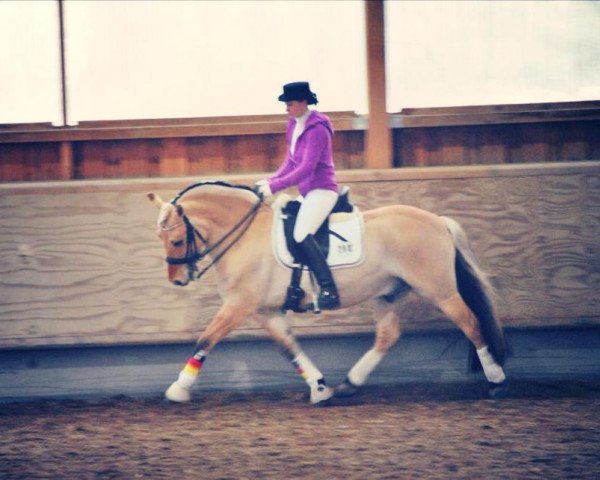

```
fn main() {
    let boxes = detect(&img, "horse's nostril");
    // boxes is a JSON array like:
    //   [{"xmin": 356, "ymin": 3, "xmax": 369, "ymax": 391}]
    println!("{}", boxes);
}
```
[{"xmin": 173, "ymin": 280, "xmax": 186, "ymax": 287}]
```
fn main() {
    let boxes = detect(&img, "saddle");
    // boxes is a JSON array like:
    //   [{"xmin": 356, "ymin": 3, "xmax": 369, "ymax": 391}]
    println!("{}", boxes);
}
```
[
  {"xmin": 275, "ymin": 187, "xmax": 363, "ymax": 313},
  {"xmin": 281, "ymin": 186, "xmax": 354, "ymax": 266}
]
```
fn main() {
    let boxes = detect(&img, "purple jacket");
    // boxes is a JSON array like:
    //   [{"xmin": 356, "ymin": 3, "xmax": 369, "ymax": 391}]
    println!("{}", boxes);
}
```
[{"xmin": 268, "ymin": 110, "xmax": 338, "ymax": 197}]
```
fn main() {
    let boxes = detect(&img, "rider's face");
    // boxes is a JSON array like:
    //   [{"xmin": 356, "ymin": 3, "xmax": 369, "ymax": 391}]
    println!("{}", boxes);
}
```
[{"xmin": 286, "ymin": 100, "xmax": 308, "ymax": 118}]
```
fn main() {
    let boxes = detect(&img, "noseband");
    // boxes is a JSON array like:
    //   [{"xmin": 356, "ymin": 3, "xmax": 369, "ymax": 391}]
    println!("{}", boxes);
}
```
[
  {"xmin": 163, "ymin": 181, "xmax": 263, "ymax": 281},
  {"xmin": 165, "ymin": 204, "xmax": 206, "ymax": 267}
]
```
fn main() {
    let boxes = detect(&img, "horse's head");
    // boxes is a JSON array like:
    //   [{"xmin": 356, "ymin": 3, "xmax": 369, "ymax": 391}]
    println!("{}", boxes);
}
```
[
  {"xmin": 147, "ymin": 192, "xmax": 204, "ymax": 287},
  {"xmin": 148, "ymin": 182, "xmax": 264, "ymax": 287}
]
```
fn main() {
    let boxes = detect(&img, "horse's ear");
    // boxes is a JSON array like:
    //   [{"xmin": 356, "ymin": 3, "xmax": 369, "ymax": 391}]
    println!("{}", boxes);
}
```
[{"xmin": 147, "ymin": 192, "xmax": 165, "ymax": 209}]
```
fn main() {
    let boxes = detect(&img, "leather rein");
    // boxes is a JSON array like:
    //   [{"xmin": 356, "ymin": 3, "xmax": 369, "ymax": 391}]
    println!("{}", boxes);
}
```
[{"xmin": 164, "ymin": 181, "xmax": 263, "ymax": 281}]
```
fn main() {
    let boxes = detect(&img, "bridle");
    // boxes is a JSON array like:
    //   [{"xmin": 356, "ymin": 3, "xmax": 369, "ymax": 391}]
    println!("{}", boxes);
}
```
[{"xmin": 163, "ymin": 181, "xmax": 264, "ymax": 281}]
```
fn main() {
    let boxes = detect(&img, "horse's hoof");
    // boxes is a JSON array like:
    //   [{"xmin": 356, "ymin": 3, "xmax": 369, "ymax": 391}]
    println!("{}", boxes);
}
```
[
  {"xmin": 334, "ymin": 378, "xmax": 361, "ymax": 398},
  {"xmin": 165, "ymin": 382, "xmax": 192, "ymax": 403},
  {"xmin": 310, "ymin": 384, "xmax": 334, "ymax": 406},
  {"xmin": 488, "ymin": 380, "xmax": 509, "ymax": 399}
]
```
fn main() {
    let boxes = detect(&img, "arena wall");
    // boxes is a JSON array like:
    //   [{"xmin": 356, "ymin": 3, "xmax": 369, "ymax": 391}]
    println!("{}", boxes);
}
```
[{"xmin": 0, "ymin": 162, "xmax": 598, "ymax": 349}]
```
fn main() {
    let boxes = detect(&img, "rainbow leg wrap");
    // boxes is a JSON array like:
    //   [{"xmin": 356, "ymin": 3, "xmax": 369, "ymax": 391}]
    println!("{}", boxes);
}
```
[
  {"xmin": 291, "ymin": 352, "xmax": 324, "ymax": 386},
  {"xmin": 175, "ymin": 349, "xmax": 207, "ymax": 390}
]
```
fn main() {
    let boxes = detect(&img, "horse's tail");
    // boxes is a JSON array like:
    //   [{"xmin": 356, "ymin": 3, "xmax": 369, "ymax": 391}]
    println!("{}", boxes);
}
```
[{"xmin": 443, "ymin": 216, "xmax": 506, "ymax": 368}]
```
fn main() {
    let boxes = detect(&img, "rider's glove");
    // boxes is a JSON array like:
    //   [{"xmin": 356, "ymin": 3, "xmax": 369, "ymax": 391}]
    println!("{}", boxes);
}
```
[{"xmin": 255, "ymin": 180, "xmax": 273, "ymax": 198}]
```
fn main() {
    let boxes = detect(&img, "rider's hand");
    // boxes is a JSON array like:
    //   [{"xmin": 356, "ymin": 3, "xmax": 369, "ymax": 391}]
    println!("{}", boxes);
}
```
[{"xmin": 255, "ymin": 180, "xmax": 273, "ymax": 198}]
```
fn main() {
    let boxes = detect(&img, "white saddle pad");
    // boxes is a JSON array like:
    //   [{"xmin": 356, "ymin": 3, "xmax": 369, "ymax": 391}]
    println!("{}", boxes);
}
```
[{"xmin": 272, "ymin": 202, "xmax": 365, "ymax": 270}]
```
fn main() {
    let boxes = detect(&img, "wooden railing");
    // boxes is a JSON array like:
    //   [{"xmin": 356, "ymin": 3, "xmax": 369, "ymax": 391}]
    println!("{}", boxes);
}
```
[
  {"xmin": 391, "ymin": 101, "xmax": 600, "ymax": 167},
  {"xmin": 1, "ymin": 101, "xmax": 599, "ymax": 182},
  {"xmin": 0, "ymin": 112, "xmax": 365, "ymax": 181}
]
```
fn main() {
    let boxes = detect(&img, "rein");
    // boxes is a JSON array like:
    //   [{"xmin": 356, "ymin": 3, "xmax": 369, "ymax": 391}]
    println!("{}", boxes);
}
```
[{"xmin": 165, "ymin": 181, "xmax": 263, "ymax": 281}]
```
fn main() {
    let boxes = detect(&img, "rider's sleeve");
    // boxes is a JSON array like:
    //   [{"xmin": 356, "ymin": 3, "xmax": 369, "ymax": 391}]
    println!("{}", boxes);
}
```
[
  {"xmin": 267, "ymin": 124, "xmax": 328, "ymax": 194},
  {"xmin": 269, "ymin": 151, "xmax": 295, "ymax": 182}
]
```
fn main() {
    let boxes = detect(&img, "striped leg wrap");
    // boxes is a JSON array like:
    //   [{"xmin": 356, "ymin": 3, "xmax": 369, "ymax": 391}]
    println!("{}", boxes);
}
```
[
  {"xmin": 176, "ymin": 350, "xmax": 207, "ymax": 390},
  {"xmin": 292, "ymin": 357, "xmax": 310, "ymax": 381},
  {"xmin": 291, "ymin": 352, "xmax": 323, "ymax": 385}
]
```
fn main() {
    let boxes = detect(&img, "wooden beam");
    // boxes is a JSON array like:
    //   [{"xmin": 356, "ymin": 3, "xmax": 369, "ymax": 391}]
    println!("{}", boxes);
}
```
[
  {"xmin": 58, "ymin": 141, "xmax": 74, "ymax": 180},
  {"xmin": 0, "ymin": 112, "xmax": 363, "ymax": 144},
  {"xmin": 58, "ymin": 0, "xmax": 68, "ymax": 126},
  {"xmin": 365, "ymin": 0, "xmax": 392, "ymax": 169}
]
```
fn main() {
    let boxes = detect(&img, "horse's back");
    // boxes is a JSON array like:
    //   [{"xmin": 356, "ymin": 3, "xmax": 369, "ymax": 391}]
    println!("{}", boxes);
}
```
[{"xmin": 363, "ymin": 204, "xmax": 449, "ymax": 239}]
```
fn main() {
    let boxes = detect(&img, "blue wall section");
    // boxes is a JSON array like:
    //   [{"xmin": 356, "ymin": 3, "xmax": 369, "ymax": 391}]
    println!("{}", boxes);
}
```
[{"xmin": 1, "ymin": 327, "xmax": 599, "ymax": 403}]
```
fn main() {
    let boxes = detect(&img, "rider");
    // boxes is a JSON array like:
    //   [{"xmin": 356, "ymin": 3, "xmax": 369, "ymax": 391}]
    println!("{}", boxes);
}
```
[{"xmin": 256, "ymin": 81, "xmax": 340, "ymax": 310}]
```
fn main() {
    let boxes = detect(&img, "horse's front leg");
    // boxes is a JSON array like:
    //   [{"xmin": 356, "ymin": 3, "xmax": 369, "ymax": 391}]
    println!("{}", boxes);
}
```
[
  {"xmin": 165, "ymin": 302, "xmax": 251, "ymax": 403},
  {"xmin": 260, "ymin": 313, "xmax": 334, "ymax": 405},
  {"xmin": 336, "ymin": 306, "xmax": 401, "ymax": 398}
]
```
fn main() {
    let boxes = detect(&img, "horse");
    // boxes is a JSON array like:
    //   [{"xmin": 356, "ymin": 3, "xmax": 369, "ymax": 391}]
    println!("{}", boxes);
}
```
[{"xmin": 147, "ymin": 180, "xmax": 508, "ymax": 405}]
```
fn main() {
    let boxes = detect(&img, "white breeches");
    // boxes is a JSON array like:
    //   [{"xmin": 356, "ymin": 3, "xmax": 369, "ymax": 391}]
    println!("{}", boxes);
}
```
[{"xmin": 293, "ymin": 189, "xmax": 339, "ymax": 243}]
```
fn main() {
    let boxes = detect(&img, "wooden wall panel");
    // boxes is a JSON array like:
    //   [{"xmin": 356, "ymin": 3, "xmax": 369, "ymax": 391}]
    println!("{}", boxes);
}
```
[
  {"xmin": 2, "ymin": 104, "xmax": 599, "ymax": 182},
  {"xmin": 75, "ymin": 140, "xmax": 162, "ymax": 179},
  {"xmin": 473, "ymin": 126, "xmax": 508, "ymax": 165},
  {"xmin": 186, "ymin": 137, "xmax": 228, "ymax": 175},
  {"xmin": 392, "ymin": 120, "xmax": 600, "ymax": 167},
  {"xmin": 70, "ymin": 132, "xmax": 364, "ymax": 181},
  {"xmin": 0, "ymin": 163, "xmax": 598, "ymax": 349},
  {"xmin": 333, "ymin": 131, "xmax": 366, "ymax": 170},
  {"xmin": 0, "ymin": 143, "xmax": 61, "ymax": 181},
  {"xmin": 0, "ymin": 144, "xmax": 27, "ymax": 181}
]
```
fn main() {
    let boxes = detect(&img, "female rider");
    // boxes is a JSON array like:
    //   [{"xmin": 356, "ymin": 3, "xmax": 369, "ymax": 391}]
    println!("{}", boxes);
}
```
[{"xmin": 256, "ymin": 81, "xmax": 340, "ymax": 309}]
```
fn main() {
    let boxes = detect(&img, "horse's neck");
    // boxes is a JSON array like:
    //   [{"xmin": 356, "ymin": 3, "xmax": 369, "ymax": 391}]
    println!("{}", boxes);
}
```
[
  {"xmin": 184, "ymin": 190, "xmax": 272, "ymax": 289},
  {"xmin": 183, "ymin": 189, "xmax": 263, "ymax": 240}
]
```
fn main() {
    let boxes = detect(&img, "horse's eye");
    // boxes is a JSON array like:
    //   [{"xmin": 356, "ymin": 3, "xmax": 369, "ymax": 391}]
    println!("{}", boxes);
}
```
[{"xmin": 172, "ymin": 240, "xmax": 184, "ymax": 248}]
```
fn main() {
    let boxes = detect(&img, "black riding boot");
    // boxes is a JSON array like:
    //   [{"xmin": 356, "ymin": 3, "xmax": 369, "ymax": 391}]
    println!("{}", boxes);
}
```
[{"xmin": 298, "ymin": 234, "xmax": 341, "ymax": 310}]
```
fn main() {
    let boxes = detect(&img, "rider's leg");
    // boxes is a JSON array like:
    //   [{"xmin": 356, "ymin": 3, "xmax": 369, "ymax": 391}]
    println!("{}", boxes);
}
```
[{"xmin": 294, "ymin": 189, "xmax": 340, "ymax": 310}]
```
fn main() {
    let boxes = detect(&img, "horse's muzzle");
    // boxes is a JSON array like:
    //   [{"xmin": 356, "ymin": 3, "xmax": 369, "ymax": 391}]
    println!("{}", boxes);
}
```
[{"xmin": 168, "ymin": 264, "xmax": 193, "ymax": 287}]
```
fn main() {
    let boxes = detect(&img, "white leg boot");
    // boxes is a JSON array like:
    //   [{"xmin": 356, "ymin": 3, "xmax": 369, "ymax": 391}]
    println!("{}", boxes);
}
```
[
  {"xmin": 292, "ymin": 352, "xmax": 333, "ymax": 405},
  {"xmin": 476, "ymin": 346, "xmax": 506, "ymax": 384},
  {"xmin": 165, "ymin": 382, "xmax": 192, "ymax": 403},
  {"xmin": 347, "ymin": 349, "xmax": 384, "ymax": 387},
  {"xmin": 309, "ymin": 379, "xmax": 334, "ymax": 405}
]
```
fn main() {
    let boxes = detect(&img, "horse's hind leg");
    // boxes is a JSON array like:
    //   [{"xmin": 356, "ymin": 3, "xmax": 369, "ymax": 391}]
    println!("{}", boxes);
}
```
[
  {"xmin": 260, "ymin": 313, "xmax": 334, "ymax": 405},
  {"xmin": 437, "ymin": 293, "xmax": 506, "ymax": 387},
  {"xmin": 336, "ymin": 302, "xmax": 401, "ymax": 398},
  {"xmin": 402, "ymin": 234, "xmax": 507, "ymax": 395}
]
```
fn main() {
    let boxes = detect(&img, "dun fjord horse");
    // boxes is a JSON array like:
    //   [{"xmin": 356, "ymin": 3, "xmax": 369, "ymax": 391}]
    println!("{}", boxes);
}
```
[{"xmin": 148, "ymin": 181, "xmax": 507, "ymax": 404}]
